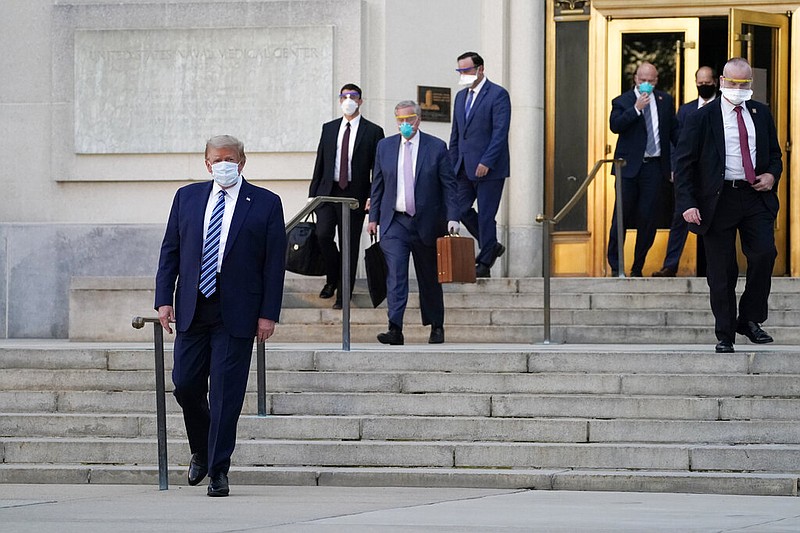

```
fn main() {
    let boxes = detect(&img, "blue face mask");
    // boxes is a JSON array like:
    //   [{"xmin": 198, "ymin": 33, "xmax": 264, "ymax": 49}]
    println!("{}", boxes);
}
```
[
  {"xmin": 399, "ymin": 122, "xmax": 414, "ymax": 139},
  {"xmin": 638, "ymin": 81, "xmax": 654, "ymax": 95}
]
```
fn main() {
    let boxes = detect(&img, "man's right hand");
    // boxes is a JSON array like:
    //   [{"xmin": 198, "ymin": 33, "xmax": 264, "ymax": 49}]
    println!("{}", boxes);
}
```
[
  {"xmin": 683, "ymin": 208, "xmax": 702, "ymax": 225},
  {"xmin": 635, "ymin": 92, "xmax": 650, "ymax": 111},
  {"xmin": 157, "ymin": 305, "xmax": 174, "ymax": 334},
  {"xmin": 367, "ymin": 222, "xmax": 378, "ymax": 236}
]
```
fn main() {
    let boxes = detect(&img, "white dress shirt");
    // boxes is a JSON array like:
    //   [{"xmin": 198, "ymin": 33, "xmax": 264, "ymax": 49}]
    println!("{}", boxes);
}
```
[
  {"xmin": 334, "ymin": 114, "xmax": 361, "ymax": 183},
  {"xmin": 720, "ymin": 97, "xmax": 756, "ymax": 182},
  {"xmin": 395, "ymin": 134, "xmax": 419, "ymax": 213},
  {"xmin": 203, "ymin": 176, "xmax": 242, "ymax": 272}
]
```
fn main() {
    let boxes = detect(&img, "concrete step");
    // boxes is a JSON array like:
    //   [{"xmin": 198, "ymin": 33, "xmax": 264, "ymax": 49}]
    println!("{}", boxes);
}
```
[
  {"xmin": 0, "ymin": 464, "xmax": 795, "ymax": 496},
  {"xmin": 5, "ymin": 437, "xmax": 800, "ymax": 473}
]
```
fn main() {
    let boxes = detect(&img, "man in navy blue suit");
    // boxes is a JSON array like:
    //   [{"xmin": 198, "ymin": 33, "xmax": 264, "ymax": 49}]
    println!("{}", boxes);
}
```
[
  {"xmin": 155, "ymin": 135, "xmax": 286, "ymax": 496},
  {"xmin": 368, "ymin": 101, "xmax": 460, "ymax": 345},
  {"xmin": 675, "ymin": 58, "xmax": 781, "ymax": 353},
  {"xmin": 449, "ymin": 52, "xmax": 511, "ymax": 278},
  {"xmin": 607, "ymin": 61, "xmax": 677, "ymax": 277},
  {"xmin": 652, "ymin": 66, "xmax": 717, "ymax": 277}
]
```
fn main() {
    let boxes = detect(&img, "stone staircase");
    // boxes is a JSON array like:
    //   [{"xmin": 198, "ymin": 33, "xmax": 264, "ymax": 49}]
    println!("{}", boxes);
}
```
[
  {"xmin": 2, "ymin": 342, "xmax": 800, "ymax": 496},
  {"xmin": 71, "ymin": 276, "xmax": 800, "ymax": 344}
]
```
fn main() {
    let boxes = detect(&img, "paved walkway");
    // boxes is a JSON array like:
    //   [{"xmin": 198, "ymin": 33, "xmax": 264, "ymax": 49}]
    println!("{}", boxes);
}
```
[{"xmin": 2, "ymin": 484, "xmax": 800, "ymax": 532}]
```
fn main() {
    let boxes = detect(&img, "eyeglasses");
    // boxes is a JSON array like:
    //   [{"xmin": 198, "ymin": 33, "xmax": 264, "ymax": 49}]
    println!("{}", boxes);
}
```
[
  {"xmin": 339, "ymin": 92, "xmax": 361, "ymax": 99},
  {"xmin": 721, "ymin": 76, "xmax": 752, "ymax": 87},
  {"xmin": 455, "ymin": 66, "xmax": 478, "ymax": 73},
  {"xmin": 395, "ymin": 113, "xmax": 418, "ymax": 123}
]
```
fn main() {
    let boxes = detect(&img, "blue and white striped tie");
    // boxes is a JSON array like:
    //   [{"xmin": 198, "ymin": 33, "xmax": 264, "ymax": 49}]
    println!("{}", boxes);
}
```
[{"xmin": 199, "ymin": 190, "xmax": 225, "ymax": 297}]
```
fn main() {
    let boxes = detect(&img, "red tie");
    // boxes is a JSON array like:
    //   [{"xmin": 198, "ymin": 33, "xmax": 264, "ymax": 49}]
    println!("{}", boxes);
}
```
[
  {"xmin": 338, "ymin": 122, "xmax": 351, "ymax": 190},
  {"xmin": 734, "ymin": 106, "xmax": 757, "ymax": 184}
]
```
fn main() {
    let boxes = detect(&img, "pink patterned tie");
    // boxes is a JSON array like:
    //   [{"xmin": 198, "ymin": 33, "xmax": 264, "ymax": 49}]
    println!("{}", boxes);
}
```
[
  {"xmin": 403, "ymin": 141, "xmax": 415, "ymax": 216},
  {"xmin": 734, "ymin": 106, "xmax": 757, "ymax": 184}
]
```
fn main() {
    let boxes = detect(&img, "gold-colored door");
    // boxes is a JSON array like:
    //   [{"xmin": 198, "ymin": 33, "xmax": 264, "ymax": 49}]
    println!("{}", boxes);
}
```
[
  {"xmin": 604, "ymin": 18, "xmax": 700, "ymax": 276},
  {"xmin": 729, "ymin": 9, "xmax": 789, "ymax": 275}
]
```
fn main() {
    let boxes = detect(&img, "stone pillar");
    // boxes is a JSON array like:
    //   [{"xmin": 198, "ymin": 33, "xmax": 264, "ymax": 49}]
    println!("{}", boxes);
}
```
[{"xmin": 482, "ymin": 0, "xmax": 544, "ymax": 277}]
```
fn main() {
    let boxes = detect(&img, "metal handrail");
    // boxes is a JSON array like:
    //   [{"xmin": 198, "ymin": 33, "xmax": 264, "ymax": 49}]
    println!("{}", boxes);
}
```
[
  {"xmin": 288, "ymin": 196, "xmax": 360, "ymax": 351},
  {"xmin": 535, "ymin": 158, "xmax": 625, "ymax": 344}
]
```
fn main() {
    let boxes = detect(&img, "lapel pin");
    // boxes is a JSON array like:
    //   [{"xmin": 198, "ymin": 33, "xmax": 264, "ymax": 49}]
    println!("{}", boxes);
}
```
[
  {"xmin": 246, "ymin": 197, "xmax": 251, "ymax": 201},
  {"xmin": 751, "ymin": 108, "xmax": 757, "ymax": 114}
]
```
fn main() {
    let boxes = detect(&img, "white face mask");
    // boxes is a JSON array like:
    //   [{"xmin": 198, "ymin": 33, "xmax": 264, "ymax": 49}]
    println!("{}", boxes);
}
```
[
  {"xmin": 721, "ymin": 87, "xmax": 753, "ymax": 106},
  {"xmin": 458, "ymin": 74, "xmax": 478, "ymax": 86},
  {"xmin": 211, "ymin": 161, "xmax": 240, "ymax": 187},
  {"xmin": 341, "ymin": 98, "xmax": 358, "ymax": 116}
]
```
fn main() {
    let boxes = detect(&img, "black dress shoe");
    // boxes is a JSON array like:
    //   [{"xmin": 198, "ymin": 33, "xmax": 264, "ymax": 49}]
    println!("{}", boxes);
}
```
[
  {"xmin": 377, "ymin": 328, "xmax": 404, "ymax": 345},
  {"xmin": 319, "ymin": 283, "xmax": 336, "ymax": 299},
  {"xmin": 651, "ymin": 267, "xmax": 676, "ymax": 277},
  {"xmin": 187, "ymin": 453, "xmax": 208, "ymax": 486},
  {"xmin": 629, "ymin": 269, "xmax": 643, "ymax": 277},
  {"xmin": 207, "ymin": 471, "xmax": 229, "ymax": 497},
  {"xmin": 475, "ymin": 264, "xmax": 491, "ymax": 278},
  {"xmin": 488, "ymin": 243, "xmax": 506, "ymax": 267},
  {"xmin": 736, "ymin": 321, "xmax": 774, "ymax": 344},
  {"xmin": 715, "ymin": 341, "xmax": 735, "ymax": 353},
  {"xmin": 611, "ymin": 269, "xmax": 619, "ymax": 277},
  {"xmin": 332, "ymin": 300, "xmax": 342, "ymax": 310},
  {"xmin": 429, "ymin": 326, "xmax": 444, "ymax": 344}
]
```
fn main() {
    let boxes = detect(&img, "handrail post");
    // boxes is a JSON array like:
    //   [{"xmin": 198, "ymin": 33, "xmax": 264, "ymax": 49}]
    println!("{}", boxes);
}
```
[
  {"xmin": 340, "ymin": 204, "xmax": 351, "ymax": 351},
  {"xmin": 541, "ymin": 216, "xmax": 552, "ymax": 344},
  {"xmin": 133, "ymin": 316, "xmax": 169, "ymax": 490},
  {"xmin": 614, "ymin": 159, "xmax": 626, "ymax": 278},
  {"xmin": 152, "ymin": 322, "xmax": 169, "ymax": 490},
  {"xmin": 256, "ymin": 342, "xmax": 267, "ymax": 416}
]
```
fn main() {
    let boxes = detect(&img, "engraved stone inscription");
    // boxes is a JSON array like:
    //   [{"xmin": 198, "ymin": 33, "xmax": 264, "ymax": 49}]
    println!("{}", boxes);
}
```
[{"xmin": 74, "ymin": 27, "xmax": 333, "ymax": 153}]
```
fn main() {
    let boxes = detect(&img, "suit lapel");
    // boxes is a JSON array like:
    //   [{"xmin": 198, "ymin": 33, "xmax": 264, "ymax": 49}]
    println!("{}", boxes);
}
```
[
  {"xmin": 353, "ymin": 117, "xmax": 366, "ymax": 154},
  {"xmin": 386, "ymin": 136, "xmax": 401, "ymax": 202},
  {"xmin": 709, "ymin": 100, "xmax": 725, "ymax": 163},
  {"xmin": 415, "ymin": 133, "xmax": 430, "ymax": 191},
  {"xmin": 223, "ymin": 178, "xmax": 253, "ymax": 260},
  {"xmin": 192, "ymin": 182, "xmax": 214, "ymax": 258},
  {"xmin": 466, "ymin": 82, "xmax": 491, "ymax": 128}
]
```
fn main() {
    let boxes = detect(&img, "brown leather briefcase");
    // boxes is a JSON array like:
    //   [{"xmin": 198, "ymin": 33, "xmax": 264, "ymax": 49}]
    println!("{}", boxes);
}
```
[{"xmin": 437, "ymin": 235, "xmax": 476, "ymax": 283}]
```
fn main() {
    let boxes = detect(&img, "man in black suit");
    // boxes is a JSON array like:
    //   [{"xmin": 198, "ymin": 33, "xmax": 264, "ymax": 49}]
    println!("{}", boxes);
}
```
[
  {"xmin": 674, "ymin": 57, "xmax": 782, "ymax": 353},
  {"xmin": 607, "ymin": 62, "xmax": 677, "ymax": 277},
  {"xmin": 308, "ymin": 83, "xmax": 385, "ymax": 309},
  {"xmin": 155, "ymin": 135, "xmax": 286, "ymax": 496},
  {"xmin": 652, "ymin": 66, "xmax": 718, "ymax": 277}
]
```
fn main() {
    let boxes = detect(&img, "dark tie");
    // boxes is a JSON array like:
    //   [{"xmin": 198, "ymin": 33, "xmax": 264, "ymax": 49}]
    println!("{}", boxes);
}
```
[
  {"xmin": 734, "ymin": 106, "xmax": 757, "ymax": 184},
  {"xmin": 465, "ymin": 89, "xmax": 475, "ymax": 119},
  {"xmin": 642, "ymin": 103, "xmax": 658, "ymax": 156},
  {"xmin": 338, "ymin": 122, "xmax": 351, "ymax": 190},
  {"xmin": 199, "ymin": 190, "xmax": 225, "ymax": 297},
  {"xmin": 403, "ymin": 141, "xmax": 415, "ymax": 216}
]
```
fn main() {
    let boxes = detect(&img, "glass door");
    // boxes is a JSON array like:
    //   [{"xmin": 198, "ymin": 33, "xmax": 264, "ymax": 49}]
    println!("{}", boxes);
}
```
[{"xmin": 605, "ymin": 18, "xmax": 700, "ymax": 276}]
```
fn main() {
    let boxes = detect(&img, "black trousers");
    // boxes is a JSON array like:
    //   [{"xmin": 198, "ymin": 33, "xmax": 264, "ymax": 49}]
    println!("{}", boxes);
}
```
[
  {"xmin": 702, "ymin": 184, "xmax": 776, "ymax": 343},
  {"xmin": 315, "ymin": 190, "xmax": 366, "ymax": 299},
  {"xmin": 172, "ymin": 291, "xmax": 254, "ymax": 476}
]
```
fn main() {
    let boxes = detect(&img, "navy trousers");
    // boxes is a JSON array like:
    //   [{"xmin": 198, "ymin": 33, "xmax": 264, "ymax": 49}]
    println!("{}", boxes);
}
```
[
  {"xmin": 380, "ymin": 213, "xmax": 444, "ymax": 329},
  {"xmin": 172, "ymin": 290, "xmax": 254, "ymax": 476},
  {"xmin": 456, "ymin": 166, "xmax": 505, "ymax": 267}
]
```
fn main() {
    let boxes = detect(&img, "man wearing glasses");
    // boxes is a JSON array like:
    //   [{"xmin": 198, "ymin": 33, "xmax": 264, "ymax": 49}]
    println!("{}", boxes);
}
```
[
  {"xmin": 675, "ymin": 57, "xmax": 782, "ymax": 353},
  {"xmin": 449, "ymin": 51, "xmax": 511, "ymax": 278},
  {"xmin": 309, "ymin": 84, "xmax": 385, "ymax": 309}
]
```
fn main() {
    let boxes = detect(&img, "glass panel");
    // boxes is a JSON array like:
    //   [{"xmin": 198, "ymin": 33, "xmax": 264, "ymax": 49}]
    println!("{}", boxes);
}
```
[{"xmin": 621, "ymin": 32, "xmax": 683, "ymax": 105}]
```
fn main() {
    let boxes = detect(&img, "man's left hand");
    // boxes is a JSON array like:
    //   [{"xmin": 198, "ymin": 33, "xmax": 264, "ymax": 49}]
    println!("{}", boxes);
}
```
[
  {"xmin": 753, "ymin": 173, "xmax": 776, "ymax": 192},
  {"xmin": 475, "ymin": 163, "xmax": 490, "ymax": 178},
  {"xmin": 447, "ymin": 221, "xmax": 460, "ymax": 234},
  {"xmin": 257, "ymin": 318, "xmax": 276, "ymax": 343}
]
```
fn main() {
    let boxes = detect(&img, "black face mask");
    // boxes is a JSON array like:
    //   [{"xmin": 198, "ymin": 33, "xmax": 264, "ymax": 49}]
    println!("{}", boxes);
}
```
[{"xmin": 697, "ymin": 84, "xmax": 717, "ymax": 99}]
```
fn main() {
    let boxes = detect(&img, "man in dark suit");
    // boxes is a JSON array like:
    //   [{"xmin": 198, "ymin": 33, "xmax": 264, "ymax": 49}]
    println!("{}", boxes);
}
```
[
  {"xmin": 368, "ymin": 101, "xmax": 459, "ymax": 345},
  {"xmin": 308, "ymin": 83, "xmax": 385, "ymax": 309},
  {"xmin": 675, "ymin": 57, "xmax": 782, "ymax": 353},
  {"xmin": 449, "ymin": 51, "xmax": 511, "ymax": 278},
  {"xmin": 652, "ymin": 66, "xmax": 717, "ymax": 277},
  {"xmin": 155, "ymin": 135, "xmax": 286, "ymax": 496},
  {"xmin": 607, "ymin": 61, "xmax": 677, "ymax": 277}
]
